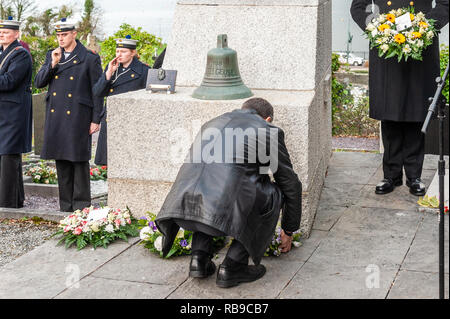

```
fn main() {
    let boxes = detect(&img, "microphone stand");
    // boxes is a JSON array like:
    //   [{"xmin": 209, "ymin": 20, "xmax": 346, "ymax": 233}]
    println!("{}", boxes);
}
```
[{"xmin": 422, "ymin": 62, "xmax": 449, "ymax": 300}]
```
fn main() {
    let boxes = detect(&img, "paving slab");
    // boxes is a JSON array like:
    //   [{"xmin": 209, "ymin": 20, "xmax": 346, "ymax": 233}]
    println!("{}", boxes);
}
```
[
  {"xmin": 312, "ymin": 205, "xmax": 348, "ymax": 231},
  {"xmin": 318, "ymin": 183, "xmax": 365, "ymax": 207},
  {"xmin": 55, "ymin": 276, "xmax": 176, "ymax": 299},
  {"xmin": 0, "ymin": 238, "xmax": 139, "ymax": 299},
  {"xmin": 356, "ymin": 184, "xmax": 421, "ymax": 211},
  {"xmin": 324, "ymin": 166, "xmax": 378, "ymax": 186},
  {"xmin": 90, "ymin": 243, "xmax": 191, "ymax": 286},
  {"xmin": 306, "ymin": 207, "xmax": 422, "ymax": 269},
  {"xmin": 402, "ymin": 214, "xmax": 449, "ymax": 274},
  {"xmin": 387, "ymin": 270, "xmax": 449, "ymax": 299},
  {"xmin": 328, "ymin": 152, "xmax": 382, "ymax": 168},
  {"xmin": 278, "ymin": 261, "xmax": 397, "ymax": 299},
  {"xmin": 169, "ymin": 257, "xmax": 305, "ymax": 299}
]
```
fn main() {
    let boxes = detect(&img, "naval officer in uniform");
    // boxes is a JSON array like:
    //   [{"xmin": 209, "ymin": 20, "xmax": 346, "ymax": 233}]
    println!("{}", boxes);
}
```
[
  {"xmin": 35, "ymin": 18, "xmax": 103, "ymax": 212},
  {"xmin": 93, "ymin": 36, "xmax": 150, "ymax": 166},
  {"xmin": 0, "ymin": 17, "xmax": 33, "ymax": 208}
]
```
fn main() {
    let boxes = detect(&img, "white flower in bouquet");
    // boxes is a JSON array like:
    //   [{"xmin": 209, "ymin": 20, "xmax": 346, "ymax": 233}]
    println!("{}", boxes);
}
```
[
  {"xmin": 140, "ymin": 226, "xmax": 152, "ymax": 240},
  {"xmin": 402, "ymin": 44, "xmax": 412, "ymax": 54},
  {"xmin": 367, "ymin": 23, "xmax": 376, "ymax": 32},
  {"xmin": 154, "ymin": 236, "xmax": 163, "ymax": 252},
  {"xmin": 381, "ymin": 44, "xmax": 389, "ymax": 53},
  {"xmin": 417, "ymin": 39, "xmax": 424, "ymax": 48},
  {"xmin": 90, "ymin": 222, "xmax": 100, "ymax": 233},
  {"xmin": 123, "ymin": 211, "xmax": 130, "ymax": 219},
  {"xmin": 427, "ymin": 30, "xmax": 434, "ymax": 39},
  {"xmin": 105, "ymin": 224, "xmax": 115, "ymax": 233},
  {"xmin": 176, "ymin": 229, "xmax": 185, "ymax": 239}
]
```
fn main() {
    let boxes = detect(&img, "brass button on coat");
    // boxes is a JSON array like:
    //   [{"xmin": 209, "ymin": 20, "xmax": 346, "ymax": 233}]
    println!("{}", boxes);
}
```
[
  {"xmin": 387, "ymin": 1, "xmax": 392, "ymax": 5},
  {"xmin": 110, "ymin": 89, "xmax": 114, "ymax": 93},
  {"xmin": 55, "ymin": 75, "xmax": 59, "ymax": 79},
  {"xmin": 131, "ymin": 74, "xmax": 135, "ymax": 78},
  {"xmin": 73, "ymin": 60, "xmax": 77, "ymax": 64},
  {"xmin": 67, "ymin": 111, "xmax": 71, "ymax": 115},
  {"xmin": 68, "ymin": 94, "xmax": 72, "ymax": 98},
  {"xmin": 410, "ymin": 1, "xmax": 414, "ymax": 5},
  {"xmin": 70, "ymin": 76, "xmax": 74, "ymax": 80},
  {"xmin": 51, "ymin": 109, "xmax": 55, "ymax": 113}
]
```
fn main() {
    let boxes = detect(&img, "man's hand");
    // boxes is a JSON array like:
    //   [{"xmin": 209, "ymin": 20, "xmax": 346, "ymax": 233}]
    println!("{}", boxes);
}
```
[
  {"xmin": 105, "ymin": 57, "xmax": 119, "ymax": 80},
  {"xmin": 279, "ymin": 230, "xmax": 293, "ymax": 253},
  {"xmin": 51, "ymin": 47, "xmax": 62, "ymax": 68},
  {"xmin": 89, "ymin": 123, "xmax": 100, "ymax": 135}
]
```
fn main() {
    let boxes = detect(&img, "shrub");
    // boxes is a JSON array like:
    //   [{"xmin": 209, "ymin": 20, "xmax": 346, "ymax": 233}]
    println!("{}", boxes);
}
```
[{"xmin": 440, "ymin": 44, "xmax": 449, "ymax": 104}]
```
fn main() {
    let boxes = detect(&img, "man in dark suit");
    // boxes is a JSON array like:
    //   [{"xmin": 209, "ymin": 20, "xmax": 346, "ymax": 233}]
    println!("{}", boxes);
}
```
[
  {"xmin": 0, "ymin": 17, "xmax": 33, "ymax": 208},
  {"xmin": 93, "ymin": 36, "xmax": 150, "ymax": 166},
  {"xmin": 351, "ymin": 0, "xmax": 449, "ymax": 196},
  {"xmin": 35, "ymin": 18, "xmax": 103, "ymax": 212},
  {"xmin": 156, "ymin": 98, "xmax": 302, "ymax": 288}
]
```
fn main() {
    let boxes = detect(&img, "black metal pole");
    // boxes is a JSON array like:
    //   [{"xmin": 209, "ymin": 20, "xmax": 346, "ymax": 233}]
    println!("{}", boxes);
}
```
[{"xmin": 421, "ymin": 62, "xmax": 449, "ymax": 299}]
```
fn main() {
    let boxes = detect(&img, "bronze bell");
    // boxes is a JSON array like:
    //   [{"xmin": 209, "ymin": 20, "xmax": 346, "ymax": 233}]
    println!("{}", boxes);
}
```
[{"xmin": 192, "ymin": 34, "xmax": 253, "ymax": 100}]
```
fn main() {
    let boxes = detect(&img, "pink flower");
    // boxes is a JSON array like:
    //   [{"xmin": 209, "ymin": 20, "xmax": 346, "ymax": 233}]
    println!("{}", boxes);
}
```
[
  {"xmin": 64, "ymin": 226, "xmax": 71, "ymax": 233},
  {"xmin": 73, "ymin": 227, "xmax": 82, "ymax": 235},
  {"xmin": 127, "ymin": 219, "xmax": 131, "ymax": 224},
  {"xmin": 115, "ymin": 220, "xmax": 121, "ymax": 226}
]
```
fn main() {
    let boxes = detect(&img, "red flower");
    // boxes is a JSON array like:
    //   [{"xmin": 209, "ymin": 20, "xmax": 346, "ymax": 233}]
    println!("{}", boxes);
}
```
[
  {"xmin": 445, "ymin": 206, "xmax": 449, "ymax": 213},
  {"xmin": 101, "ymin": 166, "xmax": 107, "ymax": 170},
  {"xmin": 90, "ymin": 171, "xmax": 93, "ymax": 176}
]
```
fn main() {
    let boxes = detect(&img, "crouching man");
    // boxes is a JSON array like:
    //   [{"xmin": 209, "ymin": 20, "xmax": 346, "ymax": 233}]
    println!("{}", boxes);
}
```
[{"xmin": 155, "ymin": 98, "xmax": 302, "ymax": 288}]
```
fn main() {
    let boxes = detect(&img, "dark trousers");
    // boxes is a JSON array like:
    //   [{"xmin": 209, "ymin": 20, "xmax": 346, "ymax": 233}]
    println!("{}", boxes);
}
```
[
  {"xmin": 192, "ymin": 232, "xmax": 250, "ymax": 265},
  {"xmin": 381, "ymin": 121, "xmax": 425, "ymax": 180},
  {"xmin": 55, "ymin": 160, "xmax": 91, "ymax": 212},
  {"xmin": 0, "ymin": 154, "xmax": 24, "ymax": 208}
]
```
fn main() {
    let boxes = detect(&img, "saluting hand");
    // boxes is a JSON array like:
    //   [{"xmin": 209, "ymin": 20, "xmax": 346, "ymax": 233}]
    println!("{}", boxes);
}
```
[
  {"xmin": 51, "ymin": 47, "xmax": 62, "ymax": 68},
  {"xmin": 105, "ymin": 57, "xmax": 120, "ymax": 81}
]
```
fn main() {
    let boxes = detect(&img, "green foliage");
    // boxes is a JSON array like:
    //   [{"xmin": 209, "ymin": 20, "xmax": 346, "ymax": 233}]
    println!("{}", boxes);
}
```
[
  {"xmin": 332, "ymin": 53, "xmax": 354, "ymax": 135},
  {"xmin": 333, "ymin": 95, "xmax": 379, "ymax": 137},
  {"xmin": 440, "ymin": 44, "xmax": 449, "ymax": 104},
  {"xmin": 100, "ymin": 23, "xmax": 163, "ymax": 69},
  {"xmin": 21, "ymin": 35, "xmax": 58, "ymax": 93}
]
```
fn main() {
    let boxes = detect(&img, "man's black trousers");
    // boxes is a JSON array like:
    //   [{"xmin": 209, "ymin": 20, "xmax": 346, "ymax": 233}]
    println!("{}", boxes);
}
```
[
  {"xmin": 381, "ymin": 121, "xmax": 425, "ymax": 180},
  {"xmin": 192, "ymin": 232, "xmax": 250, "ymax": 265},
  {"xmin": 55, "ymin": 160, "xmax": 91, "ymax": 212},
  {"xmin": 0, "ymin": 154, "xmax": 24, "ymax": 208}
]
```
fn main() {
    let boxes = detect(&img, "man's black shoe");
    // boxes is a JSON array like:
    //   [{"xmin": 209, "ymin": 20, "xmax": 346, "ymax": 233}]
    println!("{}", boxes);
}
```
[
  {"xmin": 189, "ymin": 252, "xmax": 216, "ymax": 278},
  {"xmin": 406, "ymin": 178, "xmax": 426, "ymax": 196},
  {"xmin": 216, "ymin": 264, "xmax": 266, "ymax": 288},
  {"xmin": 375, "ymin": 178, "xmax": 402, "ymax": 195}
]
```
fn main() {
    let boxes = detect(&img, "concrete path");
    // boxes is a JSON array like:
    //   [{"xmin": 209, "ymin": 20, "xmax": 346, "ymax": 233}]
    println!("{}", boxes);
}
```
[{"xmin": 0, "ymin": 152, "xmax": 448, "ymax": 299}]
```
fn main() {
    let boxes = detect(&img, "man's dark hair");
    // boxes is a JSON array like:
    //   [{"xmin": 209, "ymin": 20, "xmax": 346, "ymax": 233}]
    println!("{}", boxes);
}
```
[{"xmin": 242, "ymin": 98, "xmax": 274, "ymax": 120}]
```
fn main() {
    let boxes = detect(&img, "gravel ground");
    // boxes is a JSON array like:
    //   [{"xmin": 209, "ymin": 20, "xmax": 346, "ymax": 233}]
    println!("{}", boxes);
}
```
[
  {"xmin": 0, "ymin": 219, "xmax": 57, "ymax": 267},
  {"xmin": 332, "ymin": 136, "xmax": 380, "ymax": 151}
]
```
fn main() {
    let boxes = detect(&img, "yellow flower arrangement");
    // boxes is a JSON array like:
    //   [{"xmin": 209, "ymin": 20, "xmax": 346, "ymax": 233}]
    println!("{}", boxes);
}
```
[
  {"xmin": 412, "ymin": 31, "xmax": 422, "ymax": 39},
  {"xmin": 365, "ymin": 6, "xmax": 437, "ymax": 62},
  {"xmin": 378, "ymin": 24, "xmax": 391, "ymax": 32},
  {"xmin": 386, "ymin": 13, "xmax": 396, "ymax": 23},
  {"xmin": 394, "ymin": 34, "xmax": 406, "ymax": 44}
]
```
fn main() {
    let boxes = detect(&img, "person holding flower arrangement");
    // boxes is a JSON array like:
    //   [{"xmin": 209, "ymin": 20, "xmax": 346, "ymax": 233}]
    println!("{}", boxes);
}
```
[
  {"xmin": 92, "ymin": 36, "xmax": 150, "ymax": 166},
  {"xmin": 351, "ymin": 0, "xmax": 448, "ymax": 196}
]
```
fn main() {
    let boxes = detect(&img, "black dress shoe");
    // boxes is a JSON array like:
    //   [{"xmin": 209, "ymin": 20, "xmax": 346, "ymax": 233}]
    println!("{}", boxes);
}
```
[
  {"xmin": 375, "ymin": 178, "xmax": 402, "ymax": 195},
  {"xmin": 406, "ymin": 178, "xmax": 426, "ymax": 196},
  {"xmin": 189, "ymin": 252, "xmax": 216, "ymax": 278},
  {"xmin": 216, "ymin": 264, "xmax": 266, "ymax": 288}
]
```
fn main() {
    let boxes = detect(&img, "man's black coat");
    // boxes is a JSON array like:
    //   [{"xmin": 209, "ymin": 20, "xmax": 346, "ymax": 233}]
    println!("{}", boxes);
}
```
[
  {"xmin": 351, "ymin": 0, "xmax": 449, "ymax": 122},
  {"xmin": 35, "ymin": 40, "xmax": 103, "ymax": 162},
  {"xmin": 0, "ymin": 40, "xmax": 33, "ymax": 155},
  {"xmin": 155, "ymin": 109, "xmax": 302, "ymax": 265}
]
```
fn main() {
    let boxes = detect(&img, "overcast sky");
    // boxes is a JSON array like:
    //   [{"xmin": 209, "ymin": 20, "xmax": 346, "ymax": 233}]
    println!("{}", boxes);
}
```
[
  {"xmin": 35, "ymin": 0, "xmax": 177, "ymax": 41},
  {"xmin": 35, "ymin": 0, "xmax": 448, "ymax": 55}
]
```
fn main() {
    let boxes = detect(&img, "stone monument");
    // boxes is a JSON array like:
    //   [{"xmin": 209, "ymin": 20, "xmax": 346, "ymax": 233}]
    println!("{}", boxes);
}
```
[{"xmin": 107, "ymin": 0, "xmax": 332, "ymax": 237}]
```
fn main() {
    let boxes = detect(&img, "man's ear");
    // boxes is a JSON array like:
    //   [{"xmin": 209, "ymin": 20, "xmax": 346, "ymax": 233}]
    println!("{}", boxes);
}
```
[{"xmin": 265, "ymin": 116, "xmax": 272, "ymax": 123}]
